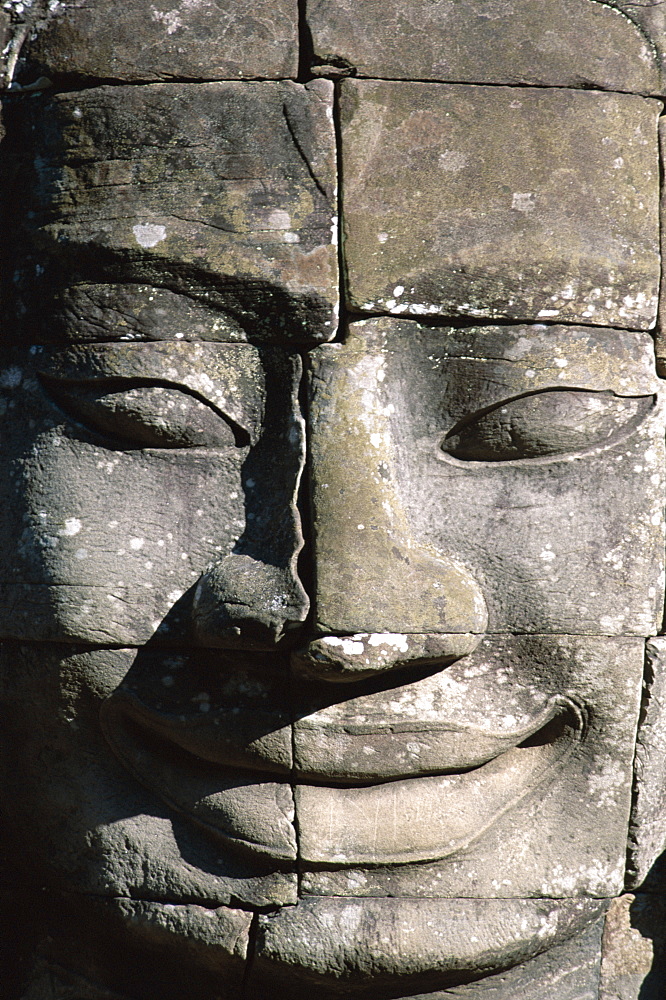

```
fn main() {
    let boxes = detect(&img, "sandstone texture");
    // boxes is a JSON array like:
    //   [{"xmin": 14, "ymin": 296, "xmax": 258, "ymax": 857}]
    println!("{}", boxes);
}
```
[
  {"xmin": 0, "ymin": 343, "xmax": 308, "ymax": 646},
  {"xmin": 340, "ymin": 81, "xmax": 661, "ymax": 329},
  {"xmin": 2, "ymin": 0, "xmax": 298, "ymax": 85},
  {"xmin": 308, "ymin": 0, "xmax": 660, "ymax": 93},
  {"xmin": 1, "ymin": 80, "xmax": 338, "ymax": 347},
  {"xmin": 626, "ymin": 638, "xmax": 666, "ymax": 889},
  {"xmin": 2, "ymin": 2, "xmax": 666, "ymax": 998},
  {"xmin": 245, "ymin": 897, "xmax": 605, "ymax": 999},
  {"xmin": 308, "ymin": 320, "xmax": 664, "ymax": 636},
  {"xmin": 0, "ymin": 643, "xmax": 298, "ymax": 909},
  {"xmin": 599, "ymin": 893, "xmax": 666, "ymax": 1000}
]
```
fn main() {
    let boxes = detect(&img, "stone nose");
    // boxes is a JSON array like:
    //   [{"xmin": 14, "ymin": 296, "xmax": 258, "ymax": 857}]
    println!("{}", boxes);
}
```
[
  {"xmin": 292, "ymin": 631, "xmax": 482, "ymax": 683},
  {"xmin": 307, "ymin": 341, "xmax": 488, "ymax": 647},
  {"xmin": 191, "ymin": 553, "xmax": 309, "ymax": 649}
]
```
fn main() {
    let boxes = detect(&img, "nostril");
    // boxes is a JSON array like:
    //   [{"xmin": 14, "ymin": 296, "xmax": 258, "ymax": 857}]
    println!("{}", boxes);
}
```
[
  {"xmin": 192, "ymin": 553, "xmax": 310, "ymax": 649},
  {"xmin": 291, "ymin": 632, "xmax": 483, "ymax": 683}
]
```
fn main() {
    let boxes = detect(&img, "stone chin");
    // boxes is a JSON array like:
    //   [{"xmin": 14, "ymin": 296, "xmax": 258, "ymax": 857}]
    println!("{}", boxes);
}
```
[
  {"xmin": 246, "ymin": 895, "xmax": 607, "ymax": 997},
  {"xmin": 43, "ymin": 892, "xmax": 605, "ymax": 999}
]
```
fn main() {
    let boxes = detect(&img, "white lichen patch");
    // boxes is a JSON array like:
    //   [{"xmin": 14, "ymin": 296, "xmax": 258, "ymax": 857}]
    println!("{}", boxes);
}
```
[
  {"xmin": 59, "ymin": 518, "xmax": 82, "ymax": 537},
  {"xmin": 150, "ymin": 7, "xmax": 183, "ymax": 34},
  {"xmin": 438, "ymin": 150, "xmax": 468, "ymax": 172},
  {"xmin": 132, "ymin": 224, "xmax": 167, "ymax": 249},
  {"xmin": 367, "ymin": 633, "xmax": 409, "ymax": 652},
  {"xmin": 321, "ymin": 636, "xmax": 366, "ymax": 656},
  {"xmin": 511, "ymin": 192, "xmax": 536, "ymax": 212}
]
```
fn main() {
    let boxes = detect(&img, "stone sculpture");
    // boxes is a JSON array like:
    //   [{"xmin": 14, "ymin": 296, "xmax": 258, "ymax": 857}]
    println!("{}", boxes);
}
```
[{"xmin": 1, "ymin": 2, "xmax": 666, "ymax": 997}]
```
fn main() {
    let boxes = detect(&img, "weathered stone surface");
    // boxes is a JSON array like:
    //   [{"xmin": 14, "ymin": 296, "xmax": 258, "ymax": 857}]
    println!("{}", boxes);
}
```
[
  {"xmin": 3, "ymin": 0, "xmax": 298, "ymax": 86},
  {"xmin": 308, "ymin": 0, "xmax": 660, "ymax": 93},
  {"xmin": 1, "ymin": 643, "xmax": 298, "ymax": 907},
  {"xmin": 298, "ymin": 634, "xmax": 643, "ymax": 898},
  {"xmin": 431, "ymin": 914, "xmax": 605, "ymax": 999},
  {"xmin": 599, "ymin": 895, "xmax": 652, "ymax": 1000},
  {"xmin": 308, "ymin": 320, "xmax": 664, "ymax": 636},
  {"xmin": 0, "ymin": 343, "xmax": 308, "ymax": 645},
  {"xmin": 292, "ymin": 632, "xmax": 481, "ymax": 683},
  {"xmin": 292, "ymin": 634, "xmax": 635, "ymax": 784},
  {"xmin": 654, "ymin": 118, "xmax": 666, "ymax": 376},
  {"xmin": 626, "ymin": 638, "xmax": 666, "ymax": 889},
  {"xmin": 610, "ymin": 2, "xmax": 666, "ymax": 92},
  {"xmin": 246, "ymin": 896, "xmax": 605, "ymax": 999},
  {"xmin": 1, "ymin": 80, "xmax": 338, "ymax": 347},
  {"xmin": 340, "ymin": 81, "xmax": 661, "ymax": 329},
  {"xmin": 2, "ymin": 8, "xmax": 666, "ymax": 993},
  {"xmin": 14, "ymin": 895, "xmax": 252, "ymax": 1000}
]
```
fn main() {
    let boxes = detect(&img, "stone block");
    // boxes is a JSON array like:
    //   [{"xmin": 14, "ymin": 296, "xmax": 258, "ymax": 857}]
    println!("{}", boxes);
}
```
[
  {"xmin": 12, "ymin": 894, "xmax": 253, "ymax": 1000},
  {"xmin": 0, "ymin": 342, "xmax": 307, "ymax": 646},
  {"xmin": 7, "ymin": 0, "xmax": 298, "ymax": 84},
  {"xmin": 610, "ymin": 2, "xmax": 666, "ymax": 94},
  {"xmin": 599, "ymin": 893, "xmax": 666, "ymax": 1000},
  {"xmin": 308, "ymin": 319, "xmax": 665, "ymax": 637},
  {"xmin": 308, "ymin": 0, "xmax": 660, "ymax": 93},
  {"xmin": 654, "ymin": 118, "xmax": 666, "ymax": 376},
  {"xmin": 1, "ymin": 80, "xmax": 338, "ymax": 347},
  {"xmin": 626, "ymin": 638, "xmax": 666, "ymax": 888},
  {"xmin": 0, "ymin": 643, "xmax": 298, "ymax": 907},
  {"xmin": 297, "ymin": 634, "xmax": 643, "ymax": 898},
  {"xmin": 340, "ymin": 81, "xmax": 661, "ymax": 329},
  {"xmin": 246, "ymin": 896, "xmax": 605, "ymax": 999}
]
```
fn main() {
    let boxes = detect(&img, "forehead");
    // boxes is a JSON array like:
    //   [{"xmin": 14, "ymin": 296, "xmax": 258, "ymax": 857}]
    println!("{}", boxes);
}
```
[{"xmin": 1, "ymin": 0, "xmax": 663, "ymax": 351}]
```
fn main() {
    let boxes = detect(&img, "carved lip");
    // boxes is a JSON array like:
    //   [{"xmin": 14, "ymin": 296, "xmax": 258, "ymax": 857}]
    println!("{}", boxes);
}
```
[
  {"xmin": 292, "ymin": 696, "xmax": 573, "ymax": 782},
  {"xmin": 101, "ymin": 694, "xmax": 583, "ymax": 866},
  {"xmin": 296, "ymin": 706, "xmax": 582, "ymax": 867}
]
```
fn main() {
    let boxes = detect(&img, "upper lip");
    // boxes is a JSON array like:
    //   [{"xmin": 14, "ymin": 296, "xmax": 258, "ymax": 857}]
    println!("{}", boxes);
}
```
[{"xmin": 102, "ymin": 681, "xmax": 580, "ymax": 782}]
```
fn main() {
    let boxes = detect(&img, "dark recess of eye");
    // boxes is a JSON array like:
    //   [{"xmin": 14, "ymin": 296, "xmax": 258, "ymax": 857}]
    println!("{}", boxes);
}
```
[
  {"xmin": 39, "ymin": 376, "xmax": 250, "ymax": 449},
  {"xmin": 442, "ymin": 389, "xmax": 653, "ymax": 462}
]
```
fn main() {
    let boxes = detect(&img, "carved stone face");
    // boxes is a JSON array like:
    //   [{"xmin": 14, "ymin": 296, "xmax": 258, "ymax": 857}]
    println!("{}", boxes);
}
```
[{"xmin": 2, "ymin": 5, "xmax": 666, "ymax": 999}]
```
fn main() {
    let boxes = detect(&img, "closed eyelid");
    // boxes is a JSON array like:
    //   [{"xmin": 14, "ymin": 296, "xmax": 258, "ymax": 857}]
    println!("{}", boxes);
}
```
[
  {"xmin": 441, "ymin": 387, "xmax": 654, "ymax": 463},
  {"xmin": 444, "ymin": 385, "xmax": 656, "ymax": 435},
  {"xmin": 38, "ymin": 374, "xmax": 252, "ymax": 449}
]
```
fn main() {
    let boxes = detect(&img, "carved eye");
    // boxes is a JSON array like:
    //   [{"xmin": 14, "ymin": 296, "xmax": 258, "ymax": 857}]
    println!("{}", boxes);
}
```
[
  {"xmin": 442, "ymin": 389, "xmax": 652, "ymax": 462},
  {"xmin": 40, "ymin": 377, "xmax": 250, "ymax": 449}
]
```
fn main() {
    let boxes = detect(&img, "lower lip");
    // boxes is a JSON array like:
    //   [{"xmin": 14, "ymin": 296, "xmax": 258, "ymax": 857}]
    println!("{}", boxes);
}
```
[{"xmin": 296, "ymin": 713, "xmax": 577, "ymax": 866}]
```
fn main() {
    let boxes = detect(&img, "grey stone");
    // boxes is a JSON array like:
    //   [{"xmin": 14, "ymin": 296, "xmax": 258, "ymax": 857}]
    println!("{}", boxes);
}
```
[
  {"xmin": 308, "ymin": 320, "xmax": 665, "ymax": 637},
  {"xmin": 291, "ymin": 633, "xmax": 637, "ymax": 784},
  {"xmin": 626, "ymin": 638, "xmax": 666, "ymax": 889},
  {"xmin": 600, "ymin": 894, "xmax": 653, "ymax": 1000},
  {"xmin": 291, "ymin": 632, "xmax": 481, "ymax": 683},
  {"xmin": 4, "ymin": 0, "xmax": 298, "ymax": 86},
  {"xmin": 17, "ymin": 895, "xmax": 252, "ymax": 999},
  {"xmin": 308, "ymin": 0, "xmax": 660, "ymax": 93},
  {"xmin": 246, "ymin": 896, "xmax": 606, "ymax": 998},
  {"xmin": 1, "ymin": 643, "xmax": 298, "ymax": 908},
  {"xmin": 2, "ymin": 7, "xmax": 666, "ymax": 996},
  {"xmin": 1, "ymin": 80, "xmax": 338, "ymax": 347},
  {"xmin": 424, "ymin": 912, "xmax": 605, "ymax": 999},
  {"xmin": 298, "ymin": 634, "xmax": 644, "ymax": 897},
  {"xmin": 0, "ymin": 342, "xmax": 307, "ymax": 646},
  {"xmin": 340, "ymin": 81, "xmax": 661, "ymax": 329},
  {"xmin": 609, "ymin": 2, "xmax": 666, "ymax": 92},
  {"xmin": 653, "ymin": 118, "xmax": 666, "ymax": 377}
]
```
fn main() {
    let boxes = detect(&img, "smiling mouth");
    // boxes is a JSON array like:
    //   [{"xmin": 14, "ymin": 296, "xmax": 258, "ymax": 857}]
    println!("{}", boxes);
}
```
[{"xmin": 100, "ymin": 686, "xmax": 584, "ymax": 868}]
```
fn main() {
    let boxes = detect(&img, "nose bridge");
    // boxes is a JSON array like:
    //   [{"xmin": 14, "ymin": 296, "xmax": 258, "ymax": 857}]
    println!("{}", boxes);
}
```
[
  {"xmin": 191, "ymin": 351, "xmax": 310, "ymax": 648},
  {"xmin": 307, "ymin": 339, "xmax": 487, "ymax": 636}
]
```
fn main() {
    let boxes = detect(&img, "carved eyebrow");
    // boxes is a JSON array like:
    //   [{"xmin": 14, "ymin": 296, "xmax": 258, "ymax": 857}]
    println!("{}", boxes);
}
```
[{"xmin": 38, "ymin": 372, "xmax": 252, "ymax": 448}]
